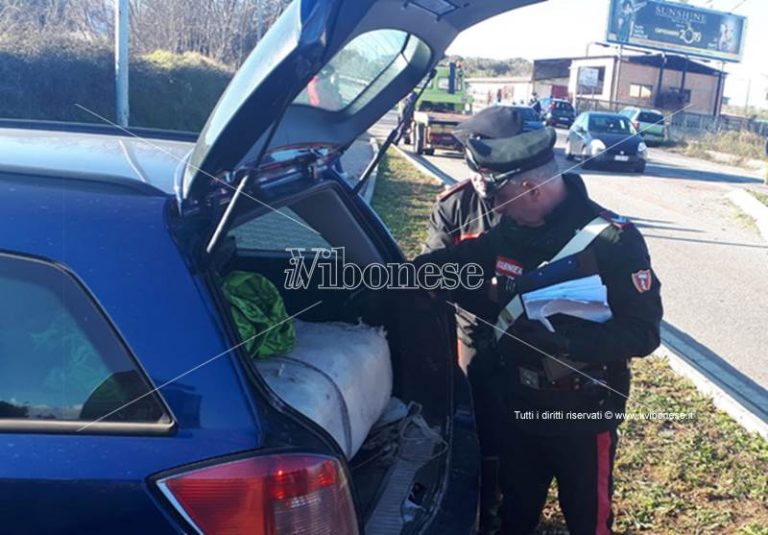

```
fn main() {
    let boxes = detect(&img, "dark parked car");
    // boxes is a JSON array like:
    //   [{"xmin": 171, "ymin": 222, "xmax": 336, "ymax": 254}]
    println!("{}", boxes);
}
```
[
  {"xmin": 565, "ymin": 112, "xmax": 648, "ymax": 173},
  {"xmin": 539, "ymin": 97, "xmax": 576, "ymax": 128},
  {"xmin": 0, "ymin": 0, "xmax": 550, "ymax": 532},
  {"xmin": 514, "ymin": 105, "xmax": 546, "ymax": 131}
]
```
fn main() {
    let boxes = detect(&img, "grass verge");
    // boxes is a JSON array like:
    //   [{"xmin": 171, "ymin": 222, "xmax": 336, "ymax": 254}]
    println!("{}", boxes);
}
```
[
  {"xmin": 371, "ymin": 148, "xmax": 768, "ymax": 534},
  {"xmin": 750, "ymin": 189, "xmax": 768, "ymax": 208},
  {"xmin": 370, "ymin": 148, "xmax": 444, "ymax": 258},
  {"xmin": 670, "ymin": 131, "xmax": 766, "ymax": 171}
]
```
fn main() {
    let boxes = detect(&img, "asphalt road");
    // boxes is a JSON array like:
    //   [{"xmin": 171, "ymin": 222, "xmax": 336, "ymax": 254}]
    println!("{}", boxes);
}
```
[{"xmin": 370, "ymin": 112, "xmax": 768, "ymax": 392}]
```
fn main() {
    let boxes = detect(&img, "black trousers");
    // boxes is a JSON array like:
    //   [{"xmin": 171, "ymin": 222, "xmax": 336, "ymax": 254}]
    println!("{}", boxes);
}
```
[
  {"xmin": 463, "ymin": 339, "xmax": 505, "ymax": 531},
  {"xmin": 499, "ymin": 427, "xmax": 618, "ymax": 535}
]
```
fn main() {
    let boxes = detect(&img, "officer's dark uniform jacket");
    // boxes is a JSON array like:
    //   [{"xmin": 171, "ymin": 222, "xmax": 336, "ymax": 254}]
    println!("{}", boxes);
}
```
[
  {"xmin": 424, "ymin": 179, "xmax": 499, "ymax": 251},
  {"xmin": 424, "ymin": 180, "xmax": 501, "ymax": 364},
  {"xmin": 417, "ymin": 173, "xmax": 663, "ymax": 435}
]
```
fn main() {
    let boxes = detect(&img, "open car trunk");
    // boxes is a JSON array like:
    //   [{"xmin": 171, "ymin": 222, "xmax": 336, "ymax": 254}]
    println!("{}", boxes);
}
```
[{"xmin": 203, "ymin": 176, "xmax": 465, "ymax": 532}]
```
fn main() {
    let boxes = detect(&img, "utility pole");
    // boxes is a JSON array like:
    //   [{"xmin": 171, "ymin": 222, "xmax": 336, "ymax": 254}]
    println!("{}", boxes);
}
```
[
  {"xmin": 115, "ymin": 0, "xmax": 129, "ymax": 127},
  {"xmin": 256, "ymin": 0, "xmax": 264, "ymax": 41},
  {"xmin": 612, "ymin": 44, "xmax": 624, "ymax": 110},
  {"xmin": 744, "ymin": 77, "xmax": 752, "ymax": 116}
]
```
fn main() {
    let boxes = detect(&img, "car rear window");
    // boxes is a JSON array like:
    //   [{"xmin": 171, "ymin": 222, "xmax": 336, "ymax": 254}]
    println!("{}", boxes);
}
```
[
  {"xmin": 0, "ymin": 254, "xmax": 169, "ymax": 427},
  {"xmin": 588, "ymin": 115, "xmax": 634, "ymax": 134},
  {"xmin": 554, "ymin": 101, "xmax": 573, "ymax": 111},
  {"xmin": 293, "ymin": 30, "xmax": 429, "ymax": 112},
  {"xmin": 638, "ymin": 112, "xmax": 664, "ymax": 124}
]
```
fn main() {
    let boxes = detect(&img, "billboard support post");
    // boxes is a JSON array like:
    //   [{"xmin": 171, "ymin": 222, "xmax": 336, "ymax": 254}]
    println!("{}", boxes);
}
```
[
  {"xmin": 714, "ymin": 61, "xmax": 725, "ymax": 120},
  {"xmin": 655, "ymin": 53, "xmax": 666, "ymax": 109},
  {"xmin": 680, "ymin": 55, "xmax": 688, "ymax": 111}
]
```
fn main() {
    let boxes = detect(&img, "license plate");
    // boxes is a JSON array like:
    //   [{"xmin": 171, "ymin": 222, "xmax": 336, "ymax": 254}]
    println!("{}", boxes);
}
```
[{"xmin": 614, "ymin": 155, "xmax": 630, "ymax": 162}]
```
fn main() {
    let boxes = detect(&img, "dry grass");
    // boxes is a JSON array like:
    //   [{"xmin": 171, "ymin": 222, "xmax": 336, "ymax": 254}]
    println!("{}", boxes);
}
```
[
  {"xmin": 0, "ymin": 36, "xmax": 231, "ymax": 130},
  {"xmin": 675, "ymin": 130, "xmax": 766, "ymax": 168}
]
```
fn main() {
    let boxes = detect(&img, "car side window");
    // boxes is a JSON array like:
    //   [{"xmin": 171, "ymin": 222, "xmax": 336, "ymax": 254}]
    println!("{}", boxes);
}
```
[
  {"xmin": 0, "ymin": 254, "xmax": 168, "ymax": 427},
  {"xmin": 229, "ymin": 207, "xmax": 331, "ymax": 252}
]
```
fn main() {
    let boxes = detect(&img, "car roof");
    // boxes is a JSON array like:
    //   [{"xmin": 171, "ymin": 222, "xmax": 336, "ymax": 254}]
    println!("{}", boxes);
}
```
[
  {"xmin": 0, "ymin": 121, "xmax": 195, "ymax": 195},
  {"xmin": 585, "ymin": 111, "xmax": 625, "ymax": 118}
]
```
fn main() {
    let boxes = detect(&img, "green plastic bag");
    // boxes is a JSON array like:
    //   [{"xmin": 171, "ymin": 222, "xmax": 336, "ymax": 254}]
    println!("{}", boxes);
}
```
[{"xmin": 220, "ymin": 271, "xmax": 295, "ymax": 359}]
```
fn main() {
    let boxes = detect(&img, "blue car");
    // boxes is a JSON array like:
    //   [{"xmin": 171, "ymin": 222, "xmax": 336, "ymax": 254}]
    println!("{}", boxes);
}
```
[{"xmin": 0, "ymin": 0, "xmax": 541, "ymax": 532}]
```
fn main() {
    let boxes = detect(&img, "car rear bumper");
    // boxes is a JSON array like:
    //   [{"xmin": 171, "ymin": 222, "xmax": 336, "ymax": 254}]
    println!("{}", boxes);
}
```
[
  {"xmin": 640, "ymin": 131, "xmax": 665, "ymax": 143},
  {"xmin": 591, "ymin": 152, "xmax": 645, "ymax": 168},
  {"xmin": 547, "ymin": 116, "xmax": 573, "ymax": 127},
  {"xmin": 427, "ymin": 133, "xmax": 463, "ymax": 150}
]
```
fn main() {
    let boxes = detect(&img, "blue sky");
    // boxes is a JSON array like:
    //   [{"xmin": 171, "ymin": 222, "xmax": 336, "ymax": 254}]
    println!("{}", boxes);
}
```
[{"xmin": 447, "ymin": 0, "xmax": 767, "ymax": 108}]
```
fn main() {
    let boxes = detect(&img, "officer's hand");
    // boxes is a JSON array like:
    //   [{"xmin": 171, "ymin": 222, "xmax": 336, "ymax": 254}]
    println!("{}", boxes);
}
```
[{"xmin": 510, "ymin": 317, "xmax": 570, "ymax": 356}]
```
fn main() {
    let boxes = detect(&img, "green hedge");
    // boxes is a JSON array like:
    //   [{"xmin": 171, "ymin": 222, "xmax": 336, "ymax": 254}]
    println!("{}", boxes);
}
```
[{"xmin": 0, "ymin": 37, "xmax": 233, "ymax": 131}]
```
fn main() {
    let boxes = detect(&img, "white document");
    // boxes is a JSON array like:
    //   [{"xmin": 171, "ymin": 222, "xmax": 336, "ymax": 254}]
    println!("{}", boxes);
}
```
[{"xmin": 521, "ymin": 275, "xmax": 613, "ymax": 332}]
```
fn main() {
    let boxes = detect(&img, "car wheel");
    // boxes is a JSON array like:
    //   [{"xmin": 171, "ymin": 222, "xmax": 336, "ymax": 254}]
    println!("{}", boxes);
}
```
[
  {"xmin": 580, "ymin": 147, "xmax": 591, "ymax": 169},
  {"xmin": 565, "ymin": 140, "xmax": 575, "ymax": 160},
  {"xmin": 415, "ymin": 124, "xmax": 425, "ymax": 155},
  {"xmin": 424, "ymin": 148, "xmax": 435, "ymax": 156}
]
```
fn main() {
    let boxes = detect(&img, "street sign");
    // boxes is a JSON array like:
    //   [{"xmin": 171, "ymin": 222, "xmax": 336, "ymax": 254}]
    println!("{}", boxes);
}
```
[
  {"xmin": 606, "ymin": 0, "xmax": 747, "ymax": 63},
  {"xmin": 578, "ymin": 67, "xmax": 600, "ymax": 89}
]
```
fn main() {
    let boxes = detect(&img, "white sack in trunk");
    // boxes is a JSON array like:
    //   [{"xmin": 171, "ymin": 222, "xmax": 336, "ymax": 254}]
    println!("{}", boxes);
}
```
[{"xmin": 255, "ymin": 320, "xmax": 392, "ymax": 458}]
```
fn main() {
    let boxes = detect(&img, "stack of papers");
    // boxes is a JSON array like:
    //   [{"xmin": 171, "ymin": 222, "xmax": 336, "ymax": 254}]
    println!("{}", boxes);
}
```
[{"xmin": 521, "ymin": 275, "xmax": 612, "ymax": 332}]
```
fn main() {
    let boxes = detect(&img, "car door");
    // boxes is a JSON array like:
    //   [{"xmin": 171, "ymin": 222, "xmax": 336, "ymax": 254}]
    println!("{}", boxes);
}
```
[{"xmin": 0, "ymin": 253, "xmax": 182, "ymax": 533}]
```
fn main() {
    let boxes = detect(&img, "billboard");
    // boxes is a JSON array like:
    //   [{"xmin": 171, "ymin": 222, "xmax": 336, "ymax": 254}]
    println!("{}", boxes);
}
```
[
  {"xmin": 606, "ymin": 0, "xmax": 747, "ymax": 62},
  {"xmin": 578, "ymin": 67, "xmax": 601, "ymax": 89}
]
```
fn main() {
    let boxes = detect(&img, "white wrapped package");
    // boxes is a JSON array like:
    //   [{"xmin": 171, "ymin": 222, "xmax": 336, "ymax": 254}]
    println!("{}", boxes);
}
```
[{"xmin": 255, "ymin": 320, "xmax": 392, "ymax": 458}]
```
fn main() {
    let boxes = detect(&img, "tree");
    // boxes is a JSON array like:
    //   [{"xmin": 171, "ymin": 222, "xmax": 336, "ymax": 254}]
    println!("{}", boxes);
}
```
[
  {"xmin": 446, "ymin": 55, "xmax": 532, "ymax": 78},
  {"xmin": 0, "ymin": 0, "xmax": 292, "ymax": 66}
]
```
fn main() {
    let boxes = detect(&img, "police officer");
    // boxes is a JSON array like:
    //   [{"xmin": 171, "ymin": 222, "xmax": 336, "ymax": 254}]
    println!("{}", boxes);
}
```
[
  {"xmin": 423, "ymin": 106, "xmax": 529, "ymax": 533},
  {"xmin": 416, "ymin": 125, "xmax": 663, "ymax": 534}
]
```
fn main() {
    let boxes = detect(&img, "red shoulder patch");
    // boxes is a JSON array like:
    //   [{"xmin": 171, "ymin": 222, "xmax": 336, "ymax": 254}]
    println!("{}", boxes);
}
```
[
  {"xmin": 632, "ymin": 269, "xmax": 653, "ymax": 293},
  {"xmin": 437, "ymin": 178, "xmax": 472, "ymax": 201}
]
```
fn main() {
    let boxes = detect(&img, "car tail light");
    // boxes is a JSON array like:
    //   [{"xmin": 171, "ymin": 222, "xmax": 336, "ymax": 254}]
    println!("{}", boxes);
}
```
[
  {"xmin": 157, "ymin": 454, "xmax": 359, "ymax": 535},
  {"xmin": 632, "ymin": 121, "xmax": 640, "ymax": 132}
]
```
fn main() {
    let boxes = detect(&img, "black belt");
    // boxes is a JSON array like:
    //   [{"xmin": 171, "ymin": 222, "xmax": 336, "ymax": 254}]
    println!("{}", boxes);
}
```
[{"xmin": 517, "ymin": 365, "xmax": 610, "ymax": 391}]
